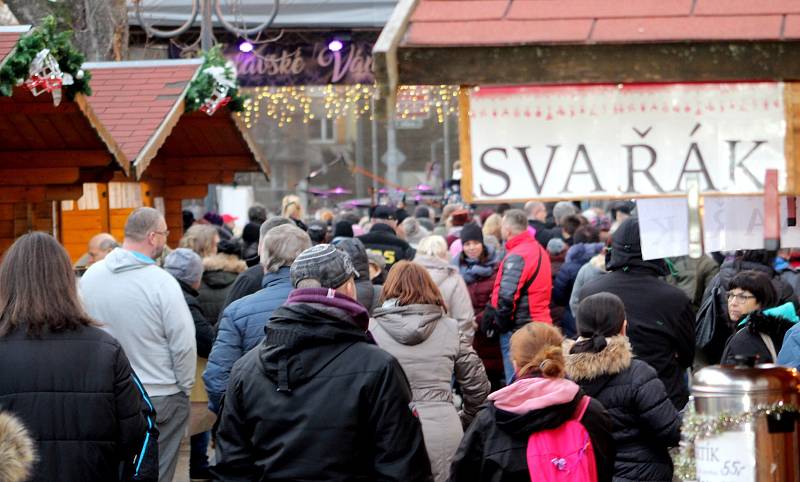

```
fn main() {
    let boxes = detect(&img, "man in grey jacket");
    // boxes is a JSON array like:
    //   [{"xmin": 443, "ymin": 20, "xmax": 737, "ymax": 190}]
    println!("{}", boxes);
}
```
[{"xmin": 81, "ymin": 207, "xmax": 196, "ymax": 482}]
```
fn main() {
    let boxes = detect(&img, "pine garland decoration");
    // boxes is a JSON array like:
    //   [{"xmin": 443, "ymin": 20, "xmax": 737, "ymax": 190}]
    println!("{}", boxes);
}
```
[
  {"xmin": 672, "ymin": 401, "xmax": 799, "ymax": 481},
  {"xmin": 184, "ymin": 46, "xmax": 247, "ymax": 113},
  {"xmin": 0, "ymin": 16, "xmax": 90, "ymax": 98}
]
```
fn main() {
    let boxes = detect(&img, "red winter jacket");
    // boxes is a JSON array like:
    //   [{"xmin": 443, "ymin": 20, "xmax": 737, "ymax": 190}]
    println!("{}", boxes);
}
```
[{"xmin": 490, "ymin": 230, "xmax": 553, "ymax": 330}]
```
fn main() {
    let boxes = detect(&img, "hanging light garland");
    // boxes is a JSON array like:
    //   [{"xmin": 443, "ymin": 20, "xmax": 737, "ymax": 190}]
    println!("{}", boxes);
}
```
[{"xmin": 238, "ymin": 84, "xmax": 459, "ymax": 129}]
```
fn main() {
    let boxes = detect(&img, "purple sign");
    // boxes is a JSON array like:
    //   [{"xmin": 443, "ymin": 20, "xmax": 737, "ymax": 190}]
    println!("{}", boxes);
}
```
[{"xmin": 223, "ymin": 31, "xmax": 377, "ymax": 86}]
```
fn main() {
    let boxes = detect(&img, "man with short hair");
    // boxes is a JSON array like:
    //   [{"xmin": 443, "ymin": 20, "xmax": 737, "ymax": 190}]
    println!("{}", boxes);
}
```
[
  {"xmin": 213, "ymin": 244, "xmax": 432, "ymax": 481},
  {"xmin": 86, "ymin": 232, "xmax": 118, "ymax": 265},
  {"xmin": 484, "ymin": 209, "xmax": 552, "ymax": 383},
  {"xmin": 221, "ymin": 216, "xmax": 294, "ymax": 311},
  {"xmin": 204, "ymin": 224, "xmax": 311, "ymax": 413},
  {"xmin": 524, "ymin": 201, "xmax": 553, "ymax": 249},
  {"xmin": 80, "ymin": 207, "xmax": 196, "ymax": 482},
  {"xmin": 358, "ymin": 205, "xmax": 415, "ymax": 269}
]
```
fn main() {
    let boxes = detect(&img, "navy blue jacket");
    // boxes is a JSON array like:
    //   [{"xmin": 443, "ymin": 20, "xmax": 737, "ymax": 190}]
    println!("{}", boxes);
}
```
[
  {"xmin": 553, "ymin": 242, "xmax": 603, "ymax": 306},
  {"xmin": 203, "ymin": 266, "xmax": 293, "ymax": 413}
]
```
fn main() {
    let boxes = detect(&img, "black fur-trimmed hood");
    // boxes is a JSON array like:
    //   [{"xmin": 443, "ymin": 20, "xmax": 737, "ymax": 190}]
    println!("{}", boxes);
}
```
[{"xmin": 564, "ymin": 335, "xmax": 633, "ymax": 382}]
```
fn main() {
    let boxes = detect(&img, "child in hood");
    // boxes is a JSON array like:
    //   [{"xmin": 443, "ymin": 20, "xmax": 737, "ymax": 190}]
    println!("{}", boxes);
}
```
[{"xmin": 448, "ymin": 322, "xmax": 615, "ymax": 482}]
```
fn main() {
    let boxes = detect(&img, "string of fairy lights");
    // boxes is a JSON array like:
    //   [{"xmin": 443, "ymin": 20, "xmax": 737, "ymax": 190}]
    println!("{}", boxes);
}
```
[{"xmin": 238, "ymin": 85, "xmax": 460, "ymax": 129}]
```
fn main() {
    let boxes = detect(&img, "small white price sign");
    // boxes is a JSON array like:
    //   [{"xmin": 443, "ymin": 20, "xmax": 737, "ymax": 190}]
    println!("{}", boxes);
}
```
[{"xmin": 695, "ymin": 431, "xmax": 756, "ymax": 482}]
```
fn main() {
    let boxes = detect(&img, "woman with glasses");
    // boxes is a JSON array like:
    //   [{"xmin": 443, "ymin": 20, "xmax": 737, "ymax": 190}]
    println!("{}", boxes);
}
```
[{"xmin": 721, "ymin": 270, "xmax": 798, "ymax": 364}]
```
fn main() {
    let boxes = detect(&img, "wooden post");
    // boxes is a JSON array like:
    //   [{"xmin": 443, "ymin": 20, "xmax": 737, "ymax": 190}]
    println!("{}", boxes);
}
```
[
  {"xmin": 458, "ymin": 87, "xmax": 473, "ymax": 204},
  {"xmin": 764, "ymin": 169, "xmax": 780, "ymax": 251}
]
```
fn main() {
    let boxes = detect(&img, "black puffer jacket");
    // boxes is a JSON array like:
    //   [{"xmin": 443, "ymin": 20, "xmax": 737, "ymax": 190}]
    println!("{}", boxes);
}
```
[
  {"xmin": 358, "ymin": 223, "xmax": 416, "ymax": 270},
  {"xmin": 198, "ymin": 253, "xmax": 247, "ymax": 324},
  {"xmin": 0, "ymin": 324, "xmax": 158, "ymax": 482},
  {"xmin": 213, "ymin": 288, "xmax": 432, "ymax": 482},
  {"xmin": 176, "ymin": 279, "xmax": 215, "ymax": 358},
  {"xmin": 334, "ymin": 237, "xmax": 381, "ymax": 314},
  {"xmin": 721, "ymin": 305, "xmax": 798, "ymax": 365},
  {"xmin": 448, "ymin": 380, "xmax": 614, "ymax": 482},
  {"xmin": 699, "ymin": 259, "xmax": 797, "ymax": 364},
  {"xmin": 579, "ymin": 218, "xmax": 694, "ymax": 409},
  {"xmin": 221, "ymin": 264, "xmax": 263, "ymax": 315},
  {"xmin": 565, "ymin": 336, "xmax": 681, "ymax": 482}
]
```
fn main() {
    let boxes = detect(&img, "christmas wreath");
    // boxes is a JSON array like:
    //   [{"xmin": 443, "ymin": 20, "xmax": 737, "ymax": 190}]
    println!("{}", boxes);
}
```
[
  {"xmin": 0, "ymin": 16, "xmax": 90, "ymax": 105},
  {"xmin": 184, "ymin": 45, "xmax": 247, "ymax": 115}
]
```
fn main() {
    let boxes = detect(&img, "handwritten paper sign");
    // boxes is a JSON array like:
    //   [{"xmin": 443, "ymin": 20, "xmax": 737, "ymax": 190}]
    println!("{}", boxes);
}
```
[
  {"xmin": 467, "ymin": 82, "xmax": 786, "ymax": 201},
  {"xmin": 695, "ymin": 431, "xmax": 756, "ymax": 482},
  {"xmin": 703, "ymin": 196, "xmax": 800, "ymax": 251},
  {"xmin": 637, "ymin": 198, "xmax": 689, "ymax": 260}
]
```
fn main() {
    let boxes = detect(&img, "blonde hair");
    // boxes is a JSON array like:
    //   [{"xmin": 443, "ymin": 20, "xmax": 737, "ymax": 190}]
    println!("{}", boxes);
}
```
[
  {"xmin": 510, "ymin": 322, "xmax": 565, "ymax": 378},
  {"xmin": 179, "ymin": 225, "xmax": 218, "ymax": 258},
  {"xmin": 482, "ymin": 213, "xmax": 503, "ymax": 241},
  {"xmin": 416, "ymin": 235, "xmax": 449, "ymax": 261},
  {"xmin": 282, "ymin": 194, "xmax": 304, "ymax": 220}
]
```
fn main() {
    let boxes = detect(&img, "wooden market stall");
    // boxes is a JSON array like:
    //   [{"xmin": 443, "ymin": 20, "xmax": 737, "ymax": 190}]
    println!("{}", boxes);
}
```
[
  {"xmin": 0, "ymin": 25, "xmax": 129, "ymax": 256},
  {"xmin": 373, "ymin": 0, "xmax": 800, "ymax": 199},
  {"xmin": 61, "ymin": 59, "xmax": 268, "ymax": 258}
]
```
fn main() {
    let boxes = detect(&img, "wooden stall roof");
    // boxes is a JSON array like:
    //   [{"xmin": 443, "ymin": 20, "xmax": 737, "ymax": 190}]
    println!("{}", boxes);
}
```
[
  {"xmin": 83, "ymin": 59, "xmax": 269, "ymax": 180},
  {"xmin": 374, "ymin": 0, "xmax": 800, "ymax": 95},
  {"xmin": 0, "ymin": 25, "xmax": 30, "ymax": 68},
  {"xmin": 0, "ymin": 26, "xmax": 129, "ymax": 180}
]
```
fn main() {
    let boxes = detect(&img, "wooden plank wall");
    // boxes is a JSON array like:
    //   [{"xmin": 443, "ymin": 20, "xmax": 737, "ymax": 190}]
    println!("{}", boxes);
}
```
[
  {"xmin": 60, "ymin": 183, "xmax": 154, "ymax": 262},
  {"xmin": 787, "ymin": 83, "xmax": 800, "ymax": 195},
  {"xmin": 145, "ymin": 156, "xmax": 245, "ymax": 246}
]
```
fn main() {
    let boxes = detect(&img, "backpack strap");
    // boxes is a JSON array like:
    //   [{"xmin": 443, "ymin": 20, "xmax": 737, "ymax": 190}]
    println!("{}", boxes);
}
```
[
  {"xmin": 572, "ymin": 396, "xmax": 591, "ymax": 421},
  {"xmin": 759, "ymin": 332, "xmax": 778, "ymax": 362}
]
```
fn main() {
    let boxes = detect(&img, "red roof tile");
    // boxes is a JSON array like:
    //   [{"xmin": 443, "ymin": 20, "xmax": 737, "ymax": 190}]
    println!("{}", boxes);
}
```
[
  {"xmin": 507, "ymin": 0, "xmax": 693, "ymax": 20},
  {"xmin": 786, "ymin": 14, "xmax": 800, "ymax": 36},
  {"xmin": 0, "ymin": 27, "xmax": 30, "ymax": 64},
  {"xmin": 593, "ymin": 15, "xmax": 785, "ymax": 42},
  {"xmin": 694, "ymin": 0, "xmax": 800, "ymax": 16},
  {"xmin": 84, "ymin": 61, "xmax": 199, "ymax": 163},
  {"xmin": 412, "ymin": 1, "xmax": 509, "ymax": 22},
  {"xmin": 401, "ymin": 0, "xmax": 800, "ymax": 46},
  {"xmin": 407, "ymin": 19, "xmax": 592, "ymax": 45}
]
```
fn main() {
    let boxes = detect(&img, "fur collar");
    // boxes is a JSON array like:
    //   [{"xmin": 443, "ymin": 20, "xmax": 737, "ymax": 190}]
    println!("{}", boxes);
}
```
[
  {"xmin": 0, "ymin": 411, "xmax": 35, "ymax": 482},
  {"xmin": 203, "ymin": 253, "xmax": 247, "ymax": 273},
  {"xmin": 564, "ymin": 335, "xmax": 633, "ymax": 382}
]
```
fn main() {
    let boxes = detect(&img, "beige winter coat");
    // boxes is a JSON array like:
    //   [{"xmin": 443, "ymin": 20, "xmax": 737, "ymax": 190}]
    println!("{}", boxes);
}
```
[
  {"xmin": 370, "ymin": 303, "xmax": 490, "ymax": 482},
  {"xmin": 414, "ymin": 254, "xmax": 476, "ymax": 344}
]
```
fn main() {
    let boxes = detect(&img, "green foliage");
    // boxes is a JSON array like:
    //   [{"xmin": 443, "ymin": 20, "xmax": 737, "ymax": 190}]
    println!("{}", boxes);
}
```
[
  {"xmin": 0, "ymin": 15, "xmax": 91, "ymax": 98},
  {"xmin": 185, "ymin": 45, "xmax": 247, "ymax": 113}
]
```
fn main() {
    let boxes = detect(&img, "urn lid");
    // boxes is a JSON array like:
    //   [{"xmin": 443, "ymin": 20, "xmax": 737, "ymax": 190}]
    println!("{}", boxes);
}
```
[{"xmin": 693, "ymin": 356, "xmax": 800, "ymax": 395}]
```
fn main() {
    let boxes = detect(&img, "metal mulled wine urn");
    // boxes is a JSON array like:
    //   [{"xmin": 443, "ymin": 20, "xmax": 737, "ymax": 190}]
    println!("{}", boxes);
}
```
[{"xmin": 690, "ymin": 356, "xmax": 800, "ymax": 482}]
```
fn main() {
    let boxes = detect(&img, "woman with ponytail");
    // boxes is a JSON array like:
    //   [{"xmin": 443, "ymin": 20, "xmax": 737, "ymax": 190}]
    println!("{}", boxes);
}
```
[
  {"xmin": 565, "ymin": 293, "xmax": 680, "ymax": 482},
  {"xmin": 449, "ymin": 322, "xmax": 615, "ymax": 482}
]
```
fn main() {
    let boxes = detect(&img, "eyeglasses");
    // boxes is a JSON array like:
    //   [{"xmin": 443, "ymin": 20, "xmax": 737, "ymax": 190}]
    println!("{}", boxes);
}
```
[
  {"xmin": 727, "ymin": 292, "xmax": 756, "ymax": 303},
  {"xmin": 152, "ymin": 230, "xmax": 170, "ymax": 238}
]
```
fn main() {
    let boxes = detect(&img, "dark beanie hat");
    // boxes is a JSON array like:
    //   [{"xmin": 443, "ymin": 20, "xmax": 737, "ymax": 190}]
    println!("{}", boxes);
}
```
[
  {"xmin": 460, "ymin": 222, "xmax": 483, "ymax": 245},
  {"xmin": 333, "ymin": 221, "xmax": 354, "ymax": 238}
]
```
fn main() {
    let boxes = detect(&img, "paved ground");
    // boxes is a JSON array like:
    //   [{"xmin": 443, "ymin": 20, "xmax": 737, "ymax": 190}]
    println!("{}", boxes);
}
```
[{"xmin": 173, "ymin": 436, "xmax": 215, "ymax": 482}]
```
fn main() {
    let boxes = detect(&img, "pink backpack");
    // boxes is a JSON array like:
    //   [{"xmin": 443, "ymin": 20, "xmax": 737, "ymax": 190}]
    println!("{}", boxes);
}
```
[{"xmin": 526, "ymin": 396, "xmax": 598, "ymax": 482}]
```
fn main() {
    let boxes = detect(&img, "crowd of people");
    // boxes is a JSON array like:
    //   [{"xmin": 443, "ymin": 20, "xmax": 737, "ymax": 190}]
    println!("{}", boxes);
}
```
[{"xmin": 2, "ymin": 195, "xmax": 800, "ymax": 482}]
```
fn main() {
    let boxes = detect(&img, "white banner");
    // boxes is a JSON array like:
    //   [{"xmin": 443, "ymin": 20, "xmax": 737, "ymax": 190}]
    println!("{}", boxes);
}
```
[
  {"xmin": 468, "ymin": 83, "xmax": 786, "ymax": 201},
  {"xmin": 637, "ymin": 198, "xmax": 689, "ymax": 260},
  {"xmin": 703, "ymin": 196, "xmax": 800, "ymax": 251}
]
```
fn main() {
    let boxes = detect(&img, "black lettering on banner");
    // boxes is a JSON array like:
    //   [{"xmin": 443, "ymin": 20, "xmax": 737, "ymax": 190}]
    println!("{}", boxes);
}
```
[
  {"xmin": 479, "ymin": 148, "xmax": 511, "ymax": 197},
  {"xmin": 674, "ymin": 123, "xmax": 716, "ymax": 192},
  {"xmin": 624, "ymin": 126, "xmax": 664, "ymax": 194},
  {"xmin": 561, "ymin": 144, "xmax": 603, "ymax": 193},
  {"xmin": 515, "ymin": 145, "xmax": 559, "ymax": 195},
  {"xmin": 728, "ymin": 140, "xmax": 767, "ymax": 189}
]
